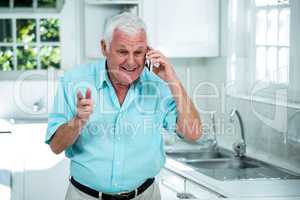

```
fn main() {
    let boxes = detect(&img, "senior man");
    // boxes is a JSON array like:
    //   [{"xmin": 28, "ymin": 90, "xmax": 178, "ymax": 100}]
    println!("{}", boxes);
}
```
[{"xmin": 46, "ymin": 12, "xmax": 202, "ymax": 200}]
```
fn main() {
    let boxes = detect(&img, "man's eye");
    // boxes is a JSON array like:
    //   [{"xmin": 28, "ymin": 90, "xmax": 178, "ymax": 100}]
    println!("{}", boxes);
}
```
[
  {"xmin": 134, "ymin": 52, "xmax": 143, "ymax": 56},
  {"xmin": 118, "ymin": 51, "xmax": 128, "ymax": 55}
]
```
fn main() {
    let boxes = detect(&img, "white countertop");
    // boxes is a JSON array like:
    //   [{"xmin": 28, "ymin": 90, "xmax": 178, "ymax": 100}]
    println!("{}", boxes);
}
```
[
  {"xmin": 3, "ymin": 122, "xmax": 300, "ymax": 199},
  {"xmin": 165, "ymin": 158, "xmax": 300, "ymax": 198},
  {"xmin": 163, "ymin": 138, "xmax": 300, "ymax": 198}
]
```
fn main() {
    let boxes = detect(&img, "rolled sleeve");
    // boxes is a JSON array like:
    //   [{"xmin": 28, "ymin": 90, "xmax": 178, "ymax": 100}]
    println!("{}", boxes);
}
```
[
  {"xmin": 45, "ymin": 77, "xmax": 75, "ymax": 144},
  {"xmin": 162, "ymin": 93, "xmax": 178, "ymax": 133}
]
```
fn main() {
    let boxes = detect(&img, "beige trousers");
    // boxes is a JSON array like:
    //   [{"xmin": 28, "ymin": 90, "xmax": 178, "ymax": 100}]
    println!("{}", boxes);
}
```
[{"xmin": 65, "ymin": 181, "xmax": 161, "ymax": 200}]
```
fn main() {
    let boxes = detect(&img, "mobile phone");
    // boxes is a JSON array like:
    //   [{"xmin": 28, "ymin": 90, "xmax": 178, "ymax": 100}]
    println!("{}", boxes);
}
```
[
  {"xmin": 145, "ymin": 58, "xmax": 151, "ymax": 71},
  {"xmin": 145, "ymin": 47, "xmax": 151, "ymax": 71},
  {"xmin": 145, "ymin": 47, "xmax": 160, "ymax": 72}
]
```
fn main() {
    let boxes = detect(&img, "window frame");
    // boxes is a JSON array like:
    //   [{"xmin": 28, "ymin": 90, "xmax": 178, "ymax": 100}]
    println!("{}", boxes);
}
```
[
  {"xmin": 0, "ymin": 12, "xmax": 61, "ymax": 71},
  {"xmin": 253, "ymin": 1, "xmax": 291, "ymax": 85},
  {"xmin": 0, "ymin": 0, "xmax": 64, "ymax": 13}
]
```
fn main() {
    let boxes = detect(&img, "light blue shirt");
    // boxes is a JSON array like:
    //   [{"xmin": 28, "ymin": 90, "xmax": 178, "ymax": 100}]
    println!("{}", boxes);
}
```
[{"xmin": 45, "ymin": 60, "xmax": 177, "ymax": 193}]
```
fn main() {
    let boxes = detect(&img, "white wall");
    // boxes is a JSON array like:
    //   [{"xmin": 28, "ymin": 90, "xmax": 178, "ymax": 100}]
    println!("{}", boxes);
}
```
[
  {"xmin": 0, "ymin": 0, "xmax": 78, "ymax": 119},
  {"xmin": 196, "ymin": 0, "xmax": 300, "ymax": 173},
  {"xmin": 0, "ymin": 0, "xmax": 299, "ymax": 173}
]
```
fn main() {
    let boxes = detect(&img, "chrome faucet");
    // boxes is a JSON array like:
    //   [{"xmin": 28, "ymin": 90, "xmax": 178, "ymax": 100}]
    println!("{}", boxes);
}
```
[{"xmin": 229, "ymin": 109, "xmax": 246, "ymax": 157}]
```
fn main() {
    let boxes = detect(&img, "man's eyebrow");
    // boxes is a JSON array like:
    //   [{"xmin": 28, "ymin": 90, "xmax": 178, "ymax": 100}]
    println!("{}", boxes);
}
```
[
  {"xmin": 135, "ymin": 46, "xmax": 147, "ymax": 51},
  {"xmin": 116, "ymin": 45, "xmax": 147, "ymax": 51},
  {"xmin": 117, "ymin": 45, "xmax": 127, "ymax": 49}
]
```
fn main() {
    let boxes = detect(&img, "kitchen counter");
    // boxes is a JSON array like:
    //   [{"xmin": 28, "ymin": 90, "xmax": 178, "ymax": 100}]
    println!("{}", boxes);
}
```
[
  {"xmin": 165, "ymin": 151, "xmax": 300, "ymax": 198},
  {"xmin": 165, "ymin": 158, "xmax": 300, "ymax": 198},
  {"xmin": 4, "ymin": 121, "xmax": 300, "ymax": 199}
]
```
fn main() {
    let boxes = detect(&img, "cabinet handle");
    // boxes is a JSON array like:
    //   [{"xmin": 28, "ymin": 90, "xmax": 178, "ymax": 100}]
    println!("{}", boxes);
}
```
[
  {"xmin": 0, "ymin": 131, "xmax": 12, "ymax": 134},
  {"xmin": 177, "ymin": 192, "xmax": 196, "ymax": 199}
]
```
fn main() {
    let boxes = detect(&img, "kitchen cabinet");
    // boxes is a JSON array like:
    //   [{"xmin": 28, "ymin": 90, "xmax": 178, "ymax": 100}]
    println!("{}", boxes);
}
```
[
  {"xmin": 0, "ymin": 132, "xmax": 13, "ymax": 200},
  {"xmin": 158, "ymin": 167, "xmax": 222, "ymax": 199},
  {"xmin": 158, "ymin": 168, "xmax": 198, "ymax": 200},
  {"xmin": 185, "ymin": 179, "xmax": 222, "ymax": 199},
  {"xmin": 159, "ymin": 182, "xmax": 179, "ymax": 200},
  {"xmin": 12, "ymin": 123, "xmax": 69, "ymax": 200},
  {"xmin": 83, "ymin": 0, "xmax": 141, "ymax": 59},
  {"xmin": 158, "ymin": 168, "xmax": 184, "ymax": 200},
  {"xmin": 142, "ymin": 0, "xmax": 220, "ymax": 57}
]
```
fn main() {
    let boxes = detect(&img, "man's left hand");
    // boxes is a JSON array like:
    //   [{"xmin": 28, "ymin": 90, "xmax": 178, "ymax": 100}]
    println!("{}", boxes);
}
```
[{"xmin": 146, "ymin": 48, "xmax": 178, "ymax": 83}]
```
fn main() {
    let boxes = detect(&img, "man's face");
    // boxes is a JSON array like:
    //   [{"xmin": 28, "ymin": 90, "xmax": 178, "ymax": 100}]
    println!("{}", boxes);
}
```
[{"xmin": 102, "ymin": 28, "xmax": 148, "ymax": 87}]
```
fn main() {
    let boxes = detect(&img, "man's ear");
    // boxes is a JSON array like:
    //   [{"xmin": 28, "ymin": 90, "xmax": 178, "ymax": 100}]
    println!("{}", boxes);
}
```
[{"xmin": 101, "ymin": 40, "xmax": 108, "ymax": 57}]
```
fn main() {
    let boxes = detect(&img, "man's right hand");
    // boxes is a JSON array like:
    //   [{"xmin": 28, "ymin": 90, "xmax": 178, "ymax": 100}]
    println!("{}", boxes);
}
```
[
  {"xmin": 50, "ymin": 88, "xmax": 94, "ymax": 154},
  {"xmin": 76, "ymin": 88, "xmax": 93, "ymax": 124}
]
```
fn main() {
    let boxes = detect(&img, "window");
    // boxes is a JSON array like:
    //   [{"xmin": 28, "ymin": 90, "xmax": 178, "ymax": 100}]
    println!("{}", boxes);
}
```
[
  {"xmin": 0, "ymin": 0, "xmax": 62, "ymax": 71},
  {"xmin": 255, "ymin": 0, "xmax": 290, "ymax": 84},
  {"xmin": 0, "ymin": 0, "xmax": 62, "ymax": 10}
]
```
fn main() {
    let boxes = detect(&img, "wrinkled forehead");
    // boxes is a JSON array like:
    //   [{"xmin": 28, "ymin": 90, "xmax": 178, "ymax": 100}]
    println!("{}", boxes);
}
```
[{"xmin": 111, "ymin": 28, "xmax": 148, "ymax": 46}]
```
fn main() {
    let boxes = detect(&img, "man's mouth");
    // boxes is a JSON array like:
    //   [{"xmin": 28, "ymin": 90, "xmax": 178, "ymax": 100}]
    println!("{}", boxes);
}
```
[{"xmin": 121, "ymin": 66, "xmax": 137, "ymax": 72}]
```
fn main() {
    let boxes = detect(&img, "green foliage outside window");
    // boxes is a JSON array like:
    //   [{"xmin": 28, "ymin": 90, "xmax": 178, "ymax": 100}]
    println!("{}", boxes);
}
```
[
  {"xmin": 0, "ymin": 19, "xmax": 13, "ymax": 42},
  {"xmin": 0, "ymin": 17, "xmax": 60, "ymax": 71},
  {"xmin": 17, "ymin": 46, "xmax": 38, "ymax": 70},
  {"xmin": 17, "ymin": 19, "xmax": 36, "ymax": 43},
  {"xmin": 40, "ymin": 18, "xmax": 60, "ymax": 42},
  {"xmin": 0, "ymin": 0, "xmax": 57, "ymax": 8},
  {"xmin": 0, "ymin": 47, "xmax": 13, "ymax": 71},
  {"xmin": 41, "ymin": 46, "xmax": 60, "ymax": 69},
  {"xmin": 38, "ymin": 0, "xmax": 57, "ymax": 8}
]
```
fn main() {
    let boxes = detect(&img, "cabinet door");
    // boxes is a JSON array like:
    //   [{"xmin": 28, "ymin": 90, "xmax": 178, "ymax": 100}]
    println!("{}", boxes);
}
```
[
  {"xmin": 0, "ymin": 133, "xmax": 13, "ymax": 200},
  {"xmin": 159, "ymin": 168, "xmax": 185, "ymax": 193},
  {"xmin": 158, "ymin": 181, "xmax": 179, "ymax": 200},
  {"xmin": 142, "ymin": 0, "xmax": 219, "ymax": 57},
  {"xmin": 158, "ymin": 168, "xmax": 186, "ymax": 200},
  {"xmin": 17, "ymin": 124, "xmax": 70, "ymax": 200},
  {"xmin": 185, "ymin": 179, "xmax": 221, "ymax": 199},
  {"xmin": 84, "ymin": 2, "xmax": 140, "ymax": 59}
]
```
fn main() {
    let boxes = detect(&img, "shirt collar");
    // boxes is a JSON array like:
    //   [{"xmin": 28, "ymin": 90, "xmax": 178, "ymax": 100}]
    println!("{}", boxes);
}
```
[
  {"xmin": 95, "ymin": 60, "xmax": 109, "ymax": 89},
  {"xmin": 135, "ymin": 67, "xmax": 148, "ymax": 85}
]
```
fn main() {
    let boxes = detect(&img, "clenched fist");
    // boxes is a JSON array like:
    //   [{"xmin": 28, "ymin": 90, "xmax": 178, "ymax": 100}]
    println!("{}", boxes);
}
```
[{"xmin": 76, "ymin": 88, "xmax": 93, "ymax": 124}]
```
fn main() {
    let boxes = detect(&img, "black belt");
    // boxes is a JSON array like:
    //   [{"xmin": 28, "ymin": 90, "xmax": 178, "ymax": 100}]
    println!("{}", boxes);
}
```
[{"xmin": 70, "ymin": 176, "xmax": 155, "ymax": 200}]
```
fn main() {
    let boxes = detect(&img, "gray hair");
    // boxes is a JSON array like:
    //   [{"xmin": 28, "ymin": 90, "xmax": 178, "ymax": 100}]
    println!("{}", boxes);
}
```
[{"xmin": 103, "ymin": 12, "xmax": 147, "ymax": 47}]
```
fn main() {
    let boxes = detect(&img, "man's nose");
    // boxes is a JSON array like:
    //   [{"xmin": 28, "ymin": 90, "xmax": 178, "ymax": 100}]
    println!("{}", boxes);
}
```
[{"xmin": 127, "ymin": 54, "xmax": 136, "ymax": 66}]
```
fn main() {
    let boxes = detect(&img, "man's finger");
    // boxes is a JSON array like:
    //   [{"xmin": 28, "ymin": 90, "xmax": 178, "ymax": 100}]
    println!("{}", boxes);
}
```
[
  {"xmin": 78, "ymin": 99, "xmax": 93, "ymax": 106},
  {"xmin": 85, "ymin": 88, "xmax": 91, "ymax": 99},
  {"xmin": 77, "ymin": 91, "xmax": 83, "ymax": 100},
  {"xmin": 79, "ymin": 104, "xmax": 93, "ymax": 111}
]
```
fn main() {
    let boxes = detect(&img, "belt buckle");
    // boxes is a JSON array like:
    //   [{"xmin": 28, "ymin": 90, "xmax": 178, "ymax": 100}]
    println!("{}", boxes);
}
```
[
  {"xmin": 118, "ymin": 192, "xmax": 129, "ymax": 197},
  {"xmin": 118, "ymin": 188, "xmax": 137, "ymax": 198}
]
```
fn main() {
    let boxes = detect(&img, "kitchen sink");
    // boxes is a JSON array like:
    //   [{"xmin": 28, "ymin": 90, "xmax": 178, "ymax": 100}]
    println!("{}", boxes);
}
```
[
  {"xmin": 183, "ymin": 157, "xmax": 300, "ymax": 181},
  {"xmin": 184, "ymin": 158, "xmax": 260, "ymax": 170},
  {"xmin": 165, "ymin": 148, "xmax": 300, "ymax": 181},
  {"xmin": 165, "ymin": 149, "xmax": 231, "ymax": 162}
]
